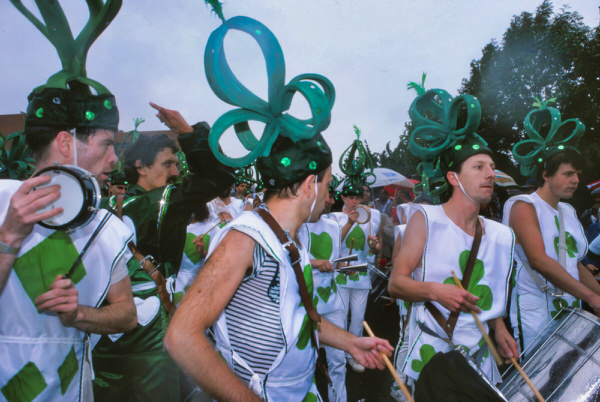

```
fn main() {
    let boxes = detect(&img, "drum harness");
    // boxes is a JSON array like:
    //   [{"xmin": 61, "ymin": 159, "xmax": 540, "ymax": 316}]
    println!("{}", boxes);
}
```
[
  {"xmin": 114, "ymin": 195, "xmax": 176, "ymax": 314},
  {"xmin": 517, "ymin": 207, "xmax": 566, "ymax": 298}
]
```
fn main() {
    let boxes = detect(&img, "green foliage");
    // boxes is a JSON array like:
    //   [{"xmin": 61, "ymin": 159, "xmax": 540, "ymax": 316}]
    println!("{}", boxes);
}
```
[{"xmin": 0, "ymin": 131, "xmax": 35, "ymax": 179}]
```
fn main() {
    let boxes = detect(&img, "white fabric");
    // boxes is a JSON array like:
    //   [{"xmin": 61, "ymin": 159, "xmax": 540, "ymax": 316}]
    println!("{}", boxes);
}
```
[
  {"xmin": 338, "ymin": 287, "xmax": 369, "ymax": 339},
  {"xmin": 323, "ymin": 308, "xmax": 348, "ymax": 402},
  {"xmin": 403, "ymin": 204, "xmax": 514, "ymax": 383},
  {"xmin": 0, "ymin": 179, "xmax": 134, "ymax": 401},
  {"xmin": 208, "ymin": 197, "xmax": 244, "ymax": 221},
  {"xmin": 503, "ymin": 192, "xmax": 587, "ymax": 352},
  {"xmin": 207, "ymin": 210, "xmax": 319, "ymax": 401}
]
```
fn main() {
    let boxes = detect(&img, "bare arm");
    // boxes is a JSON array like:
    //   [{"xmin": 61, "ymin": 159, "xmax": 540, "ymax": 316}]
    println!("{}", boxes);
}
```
[
  {"xmin": 340, "ymin": 210, "xmax": 358, "ymax": 243},
  {"xmin": 35, "ymin": 273, "xmax": 137, "ymax": 334},
  {"xmin": 387, "ymin": 211, "xmax": 480, "ymax": 313},
  {"xmin": 0, "ymin": 176, "xmax": 62, "ymax": 295},
  {"xmin": 164, "ymin": 230, "xmax": 261, "ymax": 402},
  {"xmin": 509, "ymin": 201, "xmax": 600, "ymax": 314},
  {"xmin": 317, "ymin": 317, "xmax": 392, "ymax": 370},
  {"xmin": 578, "ymin": 261, "xmax": 600, "ymax": 295}
]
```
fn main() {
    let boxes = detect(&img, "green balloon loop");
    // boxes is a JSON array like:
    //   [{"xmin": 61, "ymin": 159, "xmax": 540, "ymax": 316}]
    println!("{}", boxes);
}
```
[{"xmin": 204, "ymin": 16, "xmax": 335, "ymax": 168}]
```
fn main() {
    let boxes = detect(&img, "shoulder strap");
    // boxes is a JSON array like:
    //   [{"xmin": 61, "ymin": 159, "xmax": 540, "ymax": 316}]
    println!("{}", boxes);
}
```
[
  {"xmin": 425, "ymin": 218, "xmax": 483, "ymax": 341},
  {"xmin": 255, "ymin": 208, "xmax": 321, "ymax": 325}
]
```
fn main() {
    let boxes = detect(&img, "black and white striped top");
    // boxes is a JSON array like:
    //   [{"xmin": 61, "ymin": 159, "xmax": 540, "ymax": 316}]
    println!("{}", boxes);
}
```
[{"xmin": 225, "ymin": 244, "xmax": 285, "ymax": 383}]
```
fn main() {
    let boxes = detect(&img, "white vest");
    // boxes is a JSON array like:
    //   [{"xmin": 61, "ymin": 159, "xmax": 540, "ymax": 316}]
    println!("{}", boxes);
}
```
[
  {"xmin": 208, "ymin": 211, "xmax": 319, "ymax": 401},
  {"xmin": 0, "ymin": 180, "xmax": 133, "ymax": 402},
  {"xmin": 404, "ymin": 205, "xmax": 514, "ymax": 382},
  {"xmin": 300, "ymin": 217, "xmax": 345, "ymax": 315}
]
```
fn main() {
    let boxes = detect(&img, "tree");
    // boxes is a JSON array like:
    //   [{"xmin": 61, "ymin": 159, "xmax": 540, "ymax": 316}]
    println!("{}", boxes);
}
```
[{"xmin": 370, "ymin": 123, "xmax": 420, "ymax": 179}]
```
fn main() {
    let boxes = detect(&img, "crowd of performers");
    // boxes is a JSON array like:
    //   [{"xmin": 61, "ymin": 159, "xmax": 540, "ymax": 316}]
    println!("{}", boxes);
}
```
[{"xmin": 2, "ymin": 4, "xmax": 600, "ymax": 402}]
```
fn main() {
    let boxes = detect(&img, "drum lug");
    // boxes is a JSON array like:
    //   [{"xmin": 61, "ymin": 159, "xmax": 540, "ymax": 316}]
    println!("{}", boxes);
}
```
[{"xmin": 88, "ymin": 206, "xmax": 98, "ymax": 213}]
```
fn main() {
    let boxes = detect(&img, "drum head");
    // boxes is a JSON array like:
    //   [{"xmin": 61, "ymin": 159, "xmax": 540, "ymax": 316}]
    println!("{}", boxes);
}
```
[
  {"xmin": 34, "ymin": 165, "xmax": 100, "ymax": 230},
  {"xmin": 355, "ymin": 205, "xmax": 371, "ymax": 224}
]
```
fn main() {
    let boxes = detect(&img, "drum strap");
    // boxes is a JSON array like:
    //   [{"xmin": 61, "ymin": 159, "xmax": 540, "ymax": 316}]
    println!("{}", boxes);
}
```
[
  {"xmin": 114, "ymin": 195, "xmax": 176, "ymax": 314},
  {"xmin": 425, "ymin": 218, "xmax": 482, "ymax": 341}
]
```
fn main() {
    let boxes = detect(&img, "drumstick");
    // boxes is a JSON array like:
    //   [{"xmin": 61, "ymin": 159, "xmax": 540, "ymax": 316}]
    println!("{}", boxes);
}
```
[
  {"xmin": 200, "ymin": 219, "xmax": 223, "ymax": 237},
  {"xmin": 450, "ymin": 271, "xmax": 545, "ymax": 402},
  {"xmin": 362, "ymin": 321, "xmax": 413, "ymax": 402}
]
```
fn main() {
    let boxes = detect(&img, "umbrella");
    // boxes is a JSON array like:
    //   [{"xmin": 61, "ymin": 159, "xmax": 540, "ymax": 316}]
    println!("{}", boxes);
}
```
[
  {"xmin": 371, "ymin": 168, "xmax": 415, "ymax": 189},
  {"xmin": 494, "ymin": 169, "xmax": 518, "ymax": 187}
]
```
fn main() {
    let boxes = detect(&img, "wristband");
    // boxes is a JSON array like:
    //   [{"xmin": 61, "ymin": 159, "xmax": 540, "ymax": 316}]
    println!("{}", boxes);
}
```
[{"xmin": 0, "ymin": 241, "xmax": 20, "ymax": 255}]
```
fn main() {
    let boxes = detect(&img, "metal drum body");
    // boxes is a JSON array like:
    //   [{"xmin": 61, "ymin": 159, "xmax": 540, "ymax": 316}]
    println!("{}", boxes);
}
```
[{"xmin": 500, "ymin": 308, "xmax": 600, "ymax": 401}]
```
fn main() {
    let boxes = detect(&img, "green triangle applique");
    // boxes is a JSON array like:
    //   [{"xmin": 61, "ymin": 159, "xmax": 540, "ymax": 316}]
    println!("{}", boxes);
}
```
[
  {"xmin": 1, "ymin": 361, "xmax": 47, "ymax": 402},
  {"xmin": 13, "ymin": 231, "xmax": 86, "ymax": 306},
  {"xmin": 57, "ymin": 346, "xmax": 78, "ymax": 395}
]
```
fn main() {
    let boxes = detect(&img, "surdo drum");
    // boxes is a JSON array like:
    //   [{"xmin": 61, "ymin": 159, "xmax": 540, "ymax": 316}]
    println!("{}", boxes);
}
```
[{"xmin": 34, "ymin": 164, "xmax": 101, "ymax": 231}]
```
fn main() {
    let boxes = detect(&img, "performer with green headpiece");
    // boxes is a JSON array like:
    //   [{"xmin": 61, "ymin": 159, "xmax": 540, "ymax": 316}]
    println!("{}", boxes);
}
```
[
  {"xmin": 0, "ymin": 1, "xmax": 138, "ymax": 400},
  {"xmin": 502, "ymin": 99, "xmax": 600, "ymax": 353},
  {"xmin": 388, "ymin": 83, "xmax": 517, "ymax": 396},
  {"xmin": 330, "ymin": 126, "xmax": 383, "ymax": 374},
  {"xmin": 164, "ymin": 15, "xmax": 392, "ymax": 401}
]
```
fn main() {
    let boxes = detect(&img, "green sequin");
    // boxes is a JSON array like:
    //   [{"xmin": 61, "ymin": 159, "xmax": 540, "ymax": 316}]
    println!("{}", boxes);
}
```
[
  {"xmin": 309, "ymin": 161, "xmax": 317, "ymax": 170},
  {"xmin": 85, "ymin": 111, "xmax": 95, "ymax": 121},
  {"xmin": 454, "ymin": 145, "xmax": 462, "ymax": 151},
  {"xmin": 558, "ymin": 145, "xmax": 564, "ymax": 150},
  {"xmin": 472, "ymin": 144, "xmax": 480, "ymax": 150},
  {"xmin": 280, "ymin": 157, "xmax": 291, "ymax": 167},
  {"xmin": 104, "ymin": 100, "xmax": 113, "ymax": 110},
  {"xmin": 538, "ymin": 157, "xmax": 543, "ymax": 163},
  {"xmin": 36, "ymin": 108, "xmax": 44, "ymax": 118}
]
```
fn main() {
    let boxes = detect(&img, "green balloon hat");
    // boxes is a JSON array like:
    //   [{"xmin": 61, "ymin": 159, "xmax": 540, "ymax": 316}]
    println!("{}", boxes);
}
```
[
  {"xmin": 512, "ymin": 97, "xmax": 585, "ymax": 178},
  {"xmin": 339, "ymin": 125, "xmax": 375, "ymax": 197},
  {"xmin": 407, "ymin": 74, "xmax": 491, "ymax": 201},
  {"xmin": 12, "ymin": 0, "xmax": 122, "ymax": 133},
  {"xmin": 204, "ymin": 15, "xmax": 335, "ymax": 188}
]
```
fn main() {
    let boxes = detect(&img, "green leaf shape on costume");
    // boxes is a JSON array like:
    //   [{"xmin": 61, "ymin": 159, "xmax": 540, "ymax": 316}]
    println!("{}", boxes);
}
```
[
  {"xmin": 302, "ymin": 391, "xmax": 318, "ymax": 402},
  {"xmin": 411, "ymin": 344, "xmax": 436, "ymax": 373},
  {"xmin": 173, "ymin": 291, "xmax": 185, "ymax": 306},
  {"xmin": 1, "ymin": 361, "xmax": 47, "ymax": 402},
  {"xmin": 13, "ymin": 231, "xmax": 86, "ymax": 306},
  {"xmin": 330, "ymin": 277, "xmax": 338, "ymax": 293},
  {"xmin": 443, "ymin": 250, "xmax": 493, "ymax": 311},
  {"xmin": 184, "ymin": 233, "xmax": 200, "ymax": 264},
  {"xmin": 348, "ymin": 272, "xmax": 360, "ymax": 282},
  {"xmin": 309, "ymin": 232, "xmax": 333, "ymax": 260},
  {"xmin": 359, "ymin": 271, "xmax": 368, "ymax": 277},
  {"xmin": 345, "ymin": 225, "xmax": 365, "ymax": 252},
  {"xmin": 57, "ymin": 346, "xmax": 78, "ymax": 395},
  {"xmin": 553, "ymin": 216, "xmax": 578, "ymax": 258},
  {"xmin": 297, "ymin": 313, "xmax": 311, "ymax": 350},
  {"xmin": 303, "ymin": 264, "xmax": 315, "ymax": 299},
  {"xmin": 550, "ymin": 297, "xmax": 580, "ymax": 318},
  {"xmin": 335, "ymin": 273, "xmax": 347, "ymax": 286},
  {"xmin": 317, "ymin": 286, "xmax": 332, "ymax": 303}
]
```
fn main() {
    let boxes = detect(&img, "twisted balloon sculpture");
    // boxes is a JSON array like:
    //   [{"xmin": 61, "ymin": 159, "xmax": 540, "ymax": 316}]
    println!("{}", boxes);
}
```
[
  {"xmin": 339, "ymin": 125, "xmax": 376, "ymax": 192},
  {"xmin": 204, "ymin": 16, "xmax": 335, "ymax": 168},
  {"xmin": 512, "ymin": 98, "xmax": 585, "ymax": 177}
]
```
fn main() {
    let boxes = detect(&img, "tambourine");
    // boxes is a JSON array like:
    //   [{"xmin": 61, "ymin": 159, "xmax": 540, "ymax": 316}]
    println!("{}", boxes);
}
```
[
  {"xmin": 354, "ymin": 205, "xmax": 371, "ymax": 225},
  {"xmin": 34, "ymin": 165, "xmax": 101, "ymax": 231}
]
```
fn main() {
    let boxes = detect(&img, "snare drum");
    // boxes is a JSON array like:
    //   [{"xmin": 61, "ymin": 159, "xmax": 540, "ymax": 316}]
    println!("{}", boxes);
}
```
[
  {"xmin": 34, "ymin": 164, "xmax": 101, "ymax": 231},
  {"xmin": 500, "ymin": 308, "xmax": 600, "ymax": 401}
]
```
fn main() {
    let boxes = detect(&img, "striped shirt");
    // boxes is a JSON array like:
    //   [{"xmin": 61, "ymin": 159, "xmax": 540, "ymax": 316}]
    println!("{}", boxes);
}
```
[{"xmin": 225, "ymin": 244, "xmax": 285, "ymax": 383}]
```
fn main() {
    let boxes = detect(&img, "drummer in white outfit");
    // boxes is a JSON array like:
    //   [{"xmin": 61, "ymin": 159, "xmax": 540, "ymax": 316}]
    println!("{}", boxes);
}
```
[{"xmin": 503, "ymin": 102, "xmax": 600, "ymax": 353}]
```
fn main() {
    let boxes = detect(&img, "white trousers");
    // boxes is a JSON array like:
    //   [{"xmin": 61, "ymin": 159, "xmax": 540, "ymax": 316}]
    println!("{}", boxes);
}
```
[
  {"xmin": 323, "ymin": 309, "xmax": 348, "ymax": 402},
  {"xmin": 338, "ymin": 287, "xmax": 369, "ymax": 339}
]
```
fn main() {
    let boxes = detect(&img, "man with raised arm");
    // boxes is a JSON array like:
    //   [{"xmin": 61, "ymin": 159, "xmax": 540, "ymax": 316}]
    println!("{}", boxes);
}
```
[
  {"xmin": 503, "ymin": 101, "xmax": 600, "ymax": 353},
  {"xmin": 388, "ymin": 87, "xmax": 517, "ymax": 390}
]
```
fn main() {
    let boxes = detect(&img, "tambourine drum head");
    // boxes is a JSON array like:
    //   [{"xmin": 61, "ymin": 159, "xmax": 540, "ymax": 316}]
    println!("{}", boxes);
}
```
[
  {"xmin": 355, "ymin": 205, "xmax": 371, "ymax": 224},
  {"xmin": 34, "ymin": 165, "xmax": 100, "ymax": 231}
]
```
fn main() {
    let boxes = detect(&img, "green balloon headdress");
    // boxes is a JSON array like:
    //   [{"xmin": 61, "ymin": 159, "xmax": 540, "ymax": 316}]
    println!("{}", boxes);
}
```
[
  {"xmin": 512, "ymin": 98, "xmax": 585, "ymax": 178},
  {"xmin": 204, "ymin": 16, "xmax": 335, "ymax": 187},
  {"xmin": 339, "ymin": 126, "xmax": 375, "ymax": 197},
  {"xmin": 235, "ymin": 166, "xmax": 254, "ymax": 186},
  {"xmin": 13, "ymin": 0, "xmax": 121, "ymax": 132},
  {"xmin": 407, "ymin": 74, "xmax": 491, "ymax": 178}
]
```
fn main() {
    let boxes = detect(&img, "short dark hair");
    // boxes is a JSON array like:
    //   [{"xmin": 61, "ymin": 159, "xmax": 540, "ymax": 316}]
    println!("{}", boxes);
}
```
[
  {"xmin": 263, "ymin": 167, "xmax": 329, "ymax": 203},
  {"xmin": 25, "ymin": 126, "xmax": 99, "ymax": 160},
  {"xmin": 123, "ymin": 133, "xmax": 178, "ymax": 184},
  {"xmin": 536, "ymin": 150, "xmax": 584, "ymax": 187}
]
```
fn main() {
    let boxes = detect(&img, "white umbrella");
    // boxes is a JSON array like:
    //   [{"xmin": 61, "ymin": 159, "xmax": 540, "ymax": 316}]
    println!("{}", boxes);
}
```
[{"xmin": 371, "ymin": 168, "xmax": 415, "ymax": 189}]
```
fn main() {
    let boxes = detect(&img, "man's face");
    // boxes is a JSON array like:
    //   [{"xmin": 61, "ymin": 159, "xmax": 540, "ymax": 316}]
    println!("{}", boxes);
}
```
[
  {"xmin": 308, "ymin": 167, "xmax": 332, "ymax": 222},
  {"xmin": 236, "ymin": 182, "xmax": 248, "ymax": 196},
  {"xmin": 342, "ymin": 194, "xmax": 362, "ymax": 212},
  {"xmin": 452, "ymin": 153, "xmax": 496, "ymax": 205},
  {"xmin": 545, "ymin": 162, "xmax": 580, "ymax": 200},
  {"xmin": 108, "ymin": 183, "xmax": 127, "ymax": 196},
  {"xmin": 137, "ymin": 148, "xmax": 179, "ymax": 191},
  {"xmin": 361, "ymin": 186, "xmax": 371, "ymax": 204},
  {"xmin": 324, "ymin": 191, "xmax": 335, "ymax": 213},
  {"xmin": 76, "ymin": 129, "xmax": 118, "ymax": 186}
]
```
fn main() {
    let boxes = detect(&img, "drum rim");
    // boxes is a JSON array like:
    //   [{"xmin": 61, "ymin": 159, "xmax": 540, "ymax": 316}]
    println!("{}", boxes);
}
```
[
  {"xmin": 34, "ymin": 164, "xmax": 101, "ymax": 231},
  {"xmin": 354, "ymin": 204, "xmax": 371, "ymax": 224}
]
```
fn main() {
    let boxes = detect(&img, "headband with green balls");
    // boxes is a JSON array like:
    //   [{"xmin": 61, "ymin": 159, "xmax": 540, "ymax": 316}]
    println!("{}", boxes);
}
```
[
  {"xmin": 339, "ymin": 125, "xmax": 375, "ymax": 197},
  {"xmin": 407, "ymin": 74, "xmax": 491, "ymax": 178},
  {"xmin": 14, "ymin": 0, "xmax": 121, "ymax": 132},
  {"xmin": 512, "ymin": 98, "xmax": 585, "ymax": 178},
  {"xmin": 204, "ymin": 16, "xmax": 335, "ymax": 188}
]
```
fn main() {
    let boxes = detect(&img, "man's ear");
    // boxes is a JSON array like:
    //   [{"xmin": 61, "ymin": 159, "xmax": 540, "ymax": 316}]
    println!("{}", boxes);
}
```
[
  {"xmin": 446, "ymin": 171, "xmax": 458, "ymax": 187},
  {"xmin": 300, "ymin": 174, "xmax": 317, "ymax": 196},
  {"xmin": 135, "ymin": 160, "xmax": 146, "ymax": 176},
  {"xmin": 55, "ymin": 130, "xmax": 75, "ymax": 159}
]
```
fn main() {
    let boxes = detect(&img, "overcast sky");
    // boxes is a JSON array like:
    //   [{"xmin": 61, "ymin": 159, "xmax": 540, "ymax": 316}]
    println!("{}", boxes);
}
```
[{"xmin": 1, "ymin": 1, "xmax": 598, "ymax": 170}]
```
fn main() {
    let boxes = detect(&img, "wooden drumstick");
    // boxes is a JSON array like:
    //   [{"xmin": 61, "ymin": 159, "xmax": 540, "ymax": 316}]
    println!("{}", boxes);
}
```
[
  {"xmin": 450, "ymin": 271, "xmax": 544, "ymax": 402},
  {"xmin": 362, "ymin": 321, "xmax": 413, "ymax": 402},
  {"xmin": 200, "ymin": 219, "xmax": 223, "ymax": 237}
]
